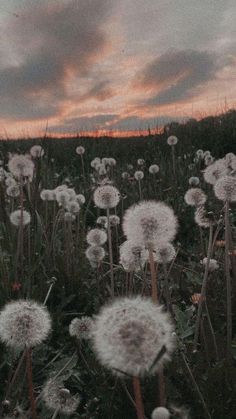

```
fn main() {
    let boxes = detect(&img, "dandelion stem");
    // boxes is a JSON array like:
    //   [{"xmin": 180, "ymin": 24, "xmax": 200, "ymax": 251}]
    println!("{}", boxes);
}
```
[
  {"xmin": 26, "ymin": 347, "xmax": 38, "ymax": 419},
  {"xmin": 148, "ymin": 249, "xmax": 158, "ymax": 303},
  {"xmin": 132, "ymin": 376, "xmax": 145, "ymax": 419},
  {"xmin": 224, "ymin": 200, "xmax": 232, "ymax": 360},
  {"xmin": 107, "ymin": 207, "xmax": 114, "ymax": 297}
]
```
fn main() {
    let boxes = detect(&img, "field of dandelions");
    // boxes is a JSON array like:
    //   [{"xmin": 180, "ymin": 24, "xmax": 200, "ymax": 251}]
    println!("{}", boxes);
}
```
[{"xmin": 0, "ymin": 112, "xmax": 236, "ymax": 419}]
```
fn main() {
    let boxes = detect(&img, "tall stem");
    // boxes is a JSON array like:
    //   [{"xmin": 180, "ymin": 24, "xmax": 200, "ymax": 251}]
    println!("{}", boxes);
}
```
[
  {"xmin": 26, "ymin": 348, "xmax": 37, "ymax": 419},
  {"xmin": 107, "ymin": 208, "xmax": 114, "ymax": 297},
  {"xmin": 193, "ymin": 221, "xmax": 213, "ymax": 350},
  {"xmin": 171, "ymin": 145, "xmax": 176, "ymax": 176},
  {"xmin": 225, "ymin": 200, "xmax": 232, "ymax": 360},
  {"xmin": 132, "ymin": 376, "xmax": 145, "ymax": 419},
  {"xmin": 149, "ymin": 248, "xmax": 158, "ymax": 303}
]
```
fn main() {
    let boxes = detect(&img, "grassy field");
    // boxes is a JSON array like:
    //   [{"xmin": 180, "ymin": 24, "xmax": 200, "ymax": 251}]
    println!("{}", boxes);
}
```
[{"xmin": 0, "ymin": 110, "xmax": 236, "ymax": 419}]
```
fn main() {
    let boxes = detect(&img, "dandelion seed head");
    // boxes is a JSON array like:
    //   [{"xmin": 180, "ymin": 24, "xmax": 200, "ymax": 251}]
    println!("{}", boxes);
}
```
[
  {"xmin": 92, "ymin": 296, "xmax": 175, "ymax": 377},
  {"xmin": 194, "ymin": 206, "xmax": 211, "ymax": 228},
  {"xmin": 214, "ymin": 175, "xmax": 236, "ymax": 202},
  {"xmin": 107, "ymin": 158, "xmax": 116, "ymax": 166},
  {"xmin": 96, "ymin": 216, "xmax": 107, "ymax": 226},
  {"xmin": 76, "ymin": 194, "xmax": 85, "ymax": 205},
  {"xmin": 204, "ymin": 159, "xmax": 228, "ymax": 184},
  {"xmin": 69, "ymin": 316, "xmax": 93, "ymax": 340},
  {"xmin": 151, "ymin": 406, "xmax": 171, "ymax": 419},
  {"xmin": 188, "ymin": 176, "xmax": 200, "ymax": 186},
  {"xmin": 76, "ymin": 146, "xmax": 85, "ymax": 155},
  {"xmin": 10, "ymin": 209, "xmax": 31, "ymax": 227},
  {"xmin": 202, "ymin": 258, "xmax": 219, "ymax": 272},
  {"xmin": 184, "ymin": 188, "xmax": 207, "ymax": 207},
  {"xmin": 196, "ymin": 149, "xmax": 204, "ymax": 159},
  {"xmin": 122, "ymin": 171, "xmax": 129, "ymax": 179},
  {"xmin": 0, "ymin": 300, "xmax": 52, "ymax": 350},
  {"xmin": 65, "ymin": 200, "xmax": 80, "ymax": 214},
  {"xmin": 6, "ymin": 185, "xmax": 20, "ymax": 197},
  {"xmin": 149, "ymin": 164, "xmax": 160, "ymax": 174},
  {"xmin": 8, "ymin": 154, "xmax": 34, "ymax": 180},
  {"xmin": 154, "ymin": 243, "xmax": 176, "ymax": 264},
  {"xmin": 167, "ymin": 135, "xmax": 178, "ymax": 146},
  {"xmin": 42, "ymin": 378, "xmax": 80, "ymax": 414},
  {"xmin": 119, "ymin": 240, "xmax": 148, "ymax": 272},
  {"xmin": 56, "ymin": 190, "xmax": 70, "ymax": 206},
  {"xmin": 40, "ymin": 189, "xmax": 55, "ymax": 201},
  {"xmin": 91, "ymin": 157, "xmax": 101, "ymax": 169},
  {"xmin": 85, "ymin": 245, "xmax": 105, "ymax": 264},
  {"xmin": 64, "ymin": 212, "xmax": 76, "ymax": 222},
  {"xmin": 109, "ymin": 215, "xmax": 120, "ymax": 227},
  {"xmin": 30, "ymin": 145, "xmax": 44, "ymax": 158},
  {"xmin": 204, "ymin": 155, "xmax": 214, "ymax": 166},
  {"xmin": 137, "ymin": 158, "xmax": 145, "ymax": 166},
  {"xmin": 5, "ymin": 176, "xmax": 16, "ymax": 187},
  {"xmin": 123, "ymin": 201, "xmax": 178, "ymax": 248},
  {"xmin": 134, "ymin": 170, "xmax": 144, "ymax": 180},
  {"xmin": 94, "ymin": 185, "xmax": 120, "ymax": 209},
  {"xmin": 86, "ymin": 228, "xmax": 107, "ymax": 246}
]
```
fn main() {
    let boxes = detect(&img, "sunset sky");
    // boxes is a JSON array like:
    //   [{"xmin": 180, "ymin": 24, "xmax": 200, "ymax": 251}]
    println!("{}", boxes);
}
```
[{"xmin": 0, "ymin": 0, "xmax": 236, "ymax": 137}]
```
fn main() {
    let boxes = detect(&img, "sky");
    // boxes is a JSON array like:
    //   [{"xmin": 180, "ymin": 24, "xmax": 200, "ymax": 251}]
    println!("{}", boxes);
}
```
[{"xmin": 0, "ymin": 0, "xmax": 236, "ymax": 137}]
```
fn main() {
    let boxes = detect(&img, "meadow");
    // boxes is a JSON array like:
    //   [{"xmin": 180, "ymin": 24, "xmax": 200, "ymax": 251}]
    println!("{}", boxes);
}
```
[{"xmin": 0, "ymin": 110, "xmax": 236, "ymax": 419}]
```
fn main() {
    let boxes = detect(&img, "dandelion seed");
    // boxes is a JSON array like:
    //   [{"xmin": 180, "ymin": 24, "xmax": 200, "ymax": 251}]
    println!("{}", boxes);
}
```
[
  {"xmin": 85, "ymin": 246, "xmax": 105, "ymax": 264},
  {"xmin": 40, "ymin": 189, "xmax": 55, "ymax": 201},
  {"xmin": 109, "ymin": 215, "xmax": 120, "ymax": 227},
  {"xmin": 196, "ymin": 149, "xmax": 204, "ymax": 159},
  {"xmin": 122, "ymin": 171, "xmax": 129, "ymax": 179},
  {"xmin": 42, "ymin": 378, "xmax": 80, "ymax": 415},
  {"xmin": 10, "ymin": 209, "xmax": 31, "ymax": 227},
  {"xmin": 137, "ymin": 158, "xmax": 145, "ymax": 166},
  {"xmin": 184, "ymin": 188, "xmax": 207, "ymax": 207},
  {"xmin": 96, "ymin": 216, "xmax": 108, "ymax": 226},
  {"xmin": 92, "ymin": 296, "xmax": 175, "ymax": 377},
  {"xmin": 0, "ymin": 300, "xmax": 52, "ymax": 350},
  {"xmin": 65, "ymin": 200, "xmax": 80, "ymax": 214},
  {"xmin": 6, "ymin": 184, "xmax": 20, "ymax": 197},
  {"xmin": 76, "ymin": 194, "xmax": 85, "ymax": 205},
  {"xmin": 69, "ymin": 316, "xmax": 93, "ymax": 340},
  {"xmin": 5, "ymin": 176, "xmax": 16, "ymax": 187},
  {"xmin": 119, "ymin": 240, "xmax": 148, "ymax": 272},
  {"xmin": 154, "ymin": 243, "xmax": 176, "ymax": 264},
  {"xmin": 94, "ymin": 185, "xmax": 120, "ymax": 209}
]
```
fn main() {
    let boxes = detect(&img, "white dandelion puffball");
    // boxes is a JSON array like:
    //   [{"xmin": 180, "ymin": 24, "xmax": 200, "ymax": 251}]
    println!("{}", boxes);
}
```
[
  {"xmin": 134, "ymin": 170, "xmax": 144, "ymax": 180},
  {"xmin": 94, "ymin": 185, "xmax": 120, "ymax": 209},
  {"xmin": 76, "ymin": 146, "xmax": 85, "ymax": 155},
  {"xmin": 96, "ymin": 216, "xmax": 107, "ymax": 226},
  {"xmin": 56, "ymin": 190, "xmax": 70, "ymax": 206},
  {"xmin": 137, "ymin": 158, "xmax": 145, "ymax": 166},
  {"xmin": 5, "ymin": 176, "xmax": 17, "ymax": 187},
  {"xmin": 204, "ymin": 150, "xmax": 211, "ymax": 158},
  {"xmin": 40, "ymin": 189, "xmax": 55, "ymax": 201},
  {"xmin": 196, "ymin": 149, "xmax": 204, "ymax": 159},
  {"xmin": 30, "ymin": 145, "xmax": 44, "ymax": 158},
  {"xmin": 65, "ymin": 200, "xmax": 80, "ymax": 214},
  {"xmin": 92, "ymin": 296, "xmax": 175, "ymax": 377},
  {"xmin": 204, "ymin": 155, "xmax": 214, "ymax": 166},
  {"xmin": 86, "ymin": 228, "xmax": 107, "ymax": 246},
  {"xmin": 151, "ymin": 406, "xmax": 171, "ymax": 419},
  {"xmin": 96, "ymin": 163, "xmax": 107, "ymax": 175},
  {"xmin": 214, "ymin": 176, "xmax": 236, "ymax": 202},
  {"xmin": 8, "ymin": 154, "xmax": 34, "ymax": 180},
  {"xmin": 149, "ymin": 164, "xmax": 160, "ymax": 174},
  {"xmin": 107, "ymin": 157, "xmax": 116, "ymax": 166},
  {"xmin": 122, "ymin": 200, "xmax": 178, "ymax": 248},
  {"xmin": 122, "ymin": 171, "xmax": 129, "ymax": 179},
  {"xmin": 6, "ymin": 185, "xmax": 20, "ymax": 197},
  {"xmin": 0, "ymin": 300, "xmax": 52, "ymax": 350},
  {"xmin": 54, "ymin": 184, "xmax": 68, "ymax": 193},
  {"xmin": 69, "ymin": 316, "xmax": 93, "ymax": 340},
  {"xmin": 91, "ymin": 157, "xmax": 101, "ymax": 169},
  {"xmin": 202, "ymin": 258, "xmax": 219, "ymax": 272},
  {"xmin": 10, "ymin": 209, "xmax": 31, "ymax": 227},
  {"xmin": 188, "ymin": 176, "xmax": 200, "ymax": 187},
  {"xmin": 194, "ymin": 206, "xmax": 211, "ymax": 228},
  {"xmin": 76, "ymin": 194, "xmax": 85, "ymax": 205},
  {"xmin": 154, "ymin": 243, "xmax": 176, "ymax": 264},
  {"xmin": 85, "ymin": 245, "xmax": 105, "ymax": 264},
  {"xmin": 184, "ymin": 188, "xmax": 207, "ymax": 207},
  {"xmin": 204, "ymin": 159, "xmax": 228, "ymax": 185},
  {"xmin": 42, "ymin": 378, "xmax": 80, "ymax": 415},
  {"xmin": 167, "ymin": 135, "xmax": 178, "ymax": 146},
  {"xmin": 109, "ymin": 215, "xmax": 120, "ymax": 227},
  {"xmin": 119, "ymin": 240, "xmax": 148, "ymax": 272}
]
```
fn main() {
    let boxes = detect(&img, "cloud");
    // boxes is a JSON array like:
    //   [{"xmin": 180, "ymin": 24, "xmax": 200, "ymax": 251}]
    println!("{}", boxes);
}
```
[
  {"xmin": 0, "ymin": 0, "xmax": 115, "ymax": 120},
  {"xmin": 49, "ymin": 114, "xmax": 118, "ymax": 133},
  {"xmin": 134, "ymin": 50, "xmax": 230, "ymax": 107}
]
